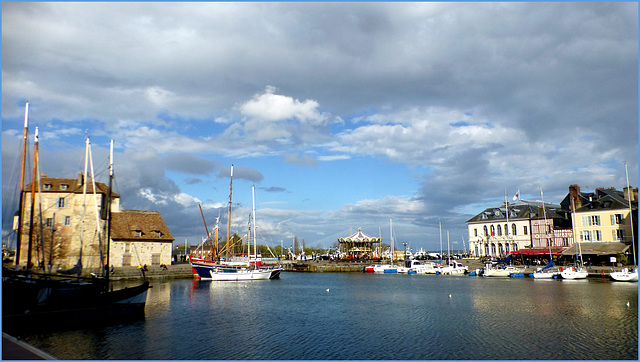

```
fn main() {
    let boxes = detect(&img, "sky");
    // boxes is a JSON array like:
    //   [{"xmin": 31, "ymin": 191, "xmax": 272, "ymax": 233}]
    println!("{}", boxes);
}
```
[{"xmin": 2, "ymin": 2, "xmax": 638, "ymax": 254}]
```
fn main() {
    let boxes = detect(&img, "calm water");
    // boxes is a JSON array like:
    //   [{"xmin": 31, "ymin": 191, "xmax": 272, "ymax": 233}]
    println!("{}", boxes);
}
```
[{"xmin": 13, "ymin": 273, "xmax": 639, "ymax": 360}]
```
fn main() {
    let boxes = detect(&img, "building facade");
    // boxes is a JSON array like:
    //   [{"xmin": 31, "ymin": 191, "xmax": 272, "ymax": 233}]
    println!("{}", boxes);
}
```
[
  {"xmin": 14, "ymin": 173, "xmax": 173, "ymax": 273},
  {"xmin": 109, "ymin": 210, "xmax": 174, "ymax": 267},
  {"xmin": 466, "ymin": 199, "xmax": 572, "ymax": 258}
]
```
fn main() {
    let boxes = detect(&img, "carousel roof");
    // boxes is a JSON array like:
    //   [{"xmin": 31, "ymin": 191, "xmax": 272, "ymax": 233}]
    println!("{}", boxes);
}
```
[{"xmin": 338, "ymin": 227, "xmax": 382, "ymax": 243}]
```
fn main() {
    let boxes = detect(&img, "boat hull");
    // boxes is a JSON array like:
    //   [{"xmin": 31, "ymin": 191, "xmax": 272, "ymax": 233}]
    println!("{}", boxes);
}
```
[
  {"xmin": 2, "ymin": 270, "xmax": 150, "ymax": 329},
  {"xmin": 191, "ymin": 261, "xmax": 282, "ymax": 281},
  {"xmin": 610, "ymin": 269, "xmax": 638, "ymax": 282},
  {"xmin": 532, "ymin": 271, "xmax": 559, "ymax": 279},
  {"xmin": 560, "ymin": 267, "xmax": 588, "ymax": 279}
]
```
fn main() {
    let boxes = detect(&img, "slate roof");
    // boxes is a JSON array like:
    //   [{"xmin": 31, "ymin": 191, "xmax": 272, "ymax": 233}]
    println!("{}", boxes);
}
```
[
  {"xmin": 575, "ymin": 189, "xmax": 637, "ymax": 212},
  {"xmin": 26, "ymin": 175, "xmax": 120, "ymax": 198},
  {"xmin": 466, "ymin": 200, "xmax": 564, "ymax": 223},
  {"xmin": 110, "ymin": 210, "xmax": 174, "ymax": 242}
]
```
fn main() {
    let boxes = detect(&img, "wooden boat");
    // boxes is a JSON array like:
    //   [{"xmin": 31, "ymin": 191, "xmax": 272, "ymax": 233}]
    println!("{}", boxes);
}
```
[
  {"xmin": 190, "ymin": 176, "xmax": 282, "ymax": 281},
  {"xmin": 2, "ymin": 268, "xmax": 150, "ymax": 327},
  {"xmin": 3, "ymin": 125, "xmax": 150, "ymax": 328}
]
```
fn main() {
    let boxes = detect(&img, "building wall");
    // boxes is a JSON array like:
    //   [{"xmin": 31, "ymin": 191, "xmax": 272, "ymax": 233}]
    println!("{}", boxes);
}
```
[
  {"xmin": 109, "ymin": 240, "xmax": 173, "ymax": 267},
  {"xmin": 573, "ymin": 208, "xmax": 634, "ymax": 243},
  {"xmin": 530, "ymin": 219, "xmax": 574, "ymax": 248},
  {"xmin": 17, "ymin": 189, "xmax": 110, "ymax": 271},
  {"xmin": 467, "ymin": 219, "xmax": 532, "ymax": 258}
]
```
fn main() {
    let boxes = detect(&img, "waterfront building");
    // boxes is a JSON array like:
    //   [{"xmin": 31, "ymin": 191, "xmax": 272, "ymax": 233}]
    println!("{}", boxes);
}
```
[
  {"xmin": 559, "ymin": 184, "xmax": 638, "ymax": 265},
  {"xmin": 109, "ymin": 210, "xmax": 174, "ymax": 267},
  {"xmin": 337, "ymin": 228, "xmax": 382, "ymax": 259},
  {"xmin": 466, "ymin": 199, "xmax": 570, "ymax": 258},
  {"xmin": 14, "ymin": 173, "xmax": 174, "ymax": 272}
]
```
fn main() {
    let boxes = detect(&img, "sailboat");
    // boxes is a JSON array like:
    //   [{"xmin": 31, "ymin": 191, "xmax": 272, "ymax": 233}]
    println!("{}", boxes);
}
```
[
  {"xmin": 533, "ymin": 186, "xmax": 560, "ymax": 279},
  {"xmin": 611, "ymin": 163, "xmax": 638, "ymax": 282},
  {"xmin": 366, "ymin": 218, "xmax": 399, "ymax": 273},
  {"xmin": 190, "ymin": 183, "xmax": 282, "ymax": 281},
  {"xmin": 3, "ymin": 127, "xmax": 150, "ymax": 327},
  {"xmin": 561, "ymin": 192, "xmax": 588, "ymax": 280},
  {"xmin": 438, "ymin": 231, "xmax": 468, "ymax": 275}
]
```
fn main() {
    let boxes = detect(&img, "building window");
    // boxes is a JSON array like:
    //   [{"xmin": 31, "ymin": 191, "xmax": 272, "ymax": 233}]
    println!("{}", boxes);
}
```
[
  {"xmin": 474, "ymin": 229, "xmax": 478, "ymax": 237},
  {"xmin": 581, "ymin": 230, "xmax": 601, "ymax": 241},
  {"xmin": 131, "ymin": 230, "xmax": 143, "ymax": 237},
  {"xmin": 523, "ymin": 226, "xmax": 528, "ymax": 235},
  {"xmin": 153, "ymin": 231, "xmax": 162, "ymax": 238},
  {"xmin": 64, "ymin": 216, "xmax": 71, "ymax": 226},
  {"xmin": 43, "ymin": 184, "xmax": 52, "ymax": 190},
  {"xmin": 497, "ymin": 225, "xmax": 502, "ymax": 236},
  {"xmin": 483, "ymin": 226, "xmax": 488, "ymax": 237},
  {"xmin": 490, "ymin": 225, "xmax": 495, "ymax": 236},
  {"xmin": 582, "ymin": 215, "xmax": 601, "ymax": 226},
  {"xmin": 60, "ymin": 184, "xmax": 68, "ymax": 190},
  {"xmin": 57, "ymin": 197, "xmax": 65, "ymax": 208},
  {"xmin": 512, "ymin": 224, "xmax": 517, "ymax": 236},
  {"xmin": 44, "ymin": 218, "xmax": 53, "ymax": 227},
  {"xmin": 614, "ymin": 229, "xmax": 625, "ymax": 241},
  {"xmin": 504, "ymin": 224, "xmax": 508, "ymax": 236},
  {"xmin": 562, "ymin": 238, "xmax": 569, "ymax": 247},
  {"xmin": 611, "ymin": 214, "xmax": 624, "ymax": 225}
]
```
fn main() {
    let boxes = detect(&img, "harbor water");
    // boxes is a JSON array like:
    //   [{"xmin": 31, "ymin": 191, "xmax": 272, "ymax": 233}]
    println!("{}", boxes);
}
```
[{"xmin": 11, "ymin": 272, "xmax": 638, "ymax": 360}]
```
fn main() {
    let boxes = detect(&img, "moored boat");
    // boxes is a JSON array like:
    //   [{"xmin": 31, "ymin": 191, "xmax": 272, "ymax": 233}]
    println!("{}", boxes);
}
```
[
  {"xmin": 610, "ymin": 267, "xmax": 638, "ymax": 282},
  {"xmin": 190, "ymin": 180, "xmax": 282, "ymax": 281}
]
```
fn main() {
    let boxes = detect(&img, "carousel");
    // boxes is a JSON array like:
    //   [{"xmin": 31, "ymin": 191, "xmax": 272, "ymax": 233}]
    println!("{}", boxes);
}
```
[{"xmin": 338, "ymin": 227, "xmax": 382, "ymax": 260}]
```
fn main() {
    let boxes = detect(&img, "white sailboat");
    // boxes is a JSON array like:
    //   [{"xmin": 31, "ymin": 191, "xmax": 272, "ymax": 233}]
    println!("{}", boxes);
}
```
[
  {"xmin": 438, "ymin": 231, "xmax": 467, "ymax": 275},
  {"xmin": 190, "ymin": 185, "xmax": 282, "ymax": 281},
  {"xmin": 533, "ymin": 186, "xmax": 559, "ymax": 279},
  {"xmin": 561, "ymin": 191, "xmax": 588, "ymax": 280},
  {"xmin": 610, "ymin": 163, "xmax": 638, "ymax": 282}
]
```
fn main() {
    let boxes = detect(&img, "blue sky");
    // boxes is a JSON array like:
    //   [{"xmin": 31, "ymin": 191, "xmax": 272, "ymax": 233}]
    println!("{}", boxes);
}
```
[{"xmin": 2, "ymin": 2, "xmax": 638, "ymax": 253}]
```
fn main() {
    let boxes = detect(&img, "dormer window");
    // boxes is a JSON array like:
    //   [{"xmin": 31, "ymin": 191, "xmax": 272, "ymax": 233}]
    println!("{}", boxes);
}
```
[
  {"xmin": 60, "ymin": 184, "xmax": 68, "ymax": 190},
  {"xmin": 131, "ymin": 230, "xmax": 143, "ymax": 237},
  {"xmin": 43, "ymin": 184, "xmax": 52, "ymax": 190},
  {"xmin": 153, "ymin": 231, "xmax": 163, "ymax": 238}
]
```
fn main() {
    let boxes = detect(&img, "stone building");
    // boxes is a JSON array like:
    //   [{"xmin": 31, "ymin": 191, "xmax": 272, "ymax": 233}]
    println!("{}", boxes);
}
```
[
  {"xmin": 109, "ymin": 210, "xmax": 174, "ymax": 267},
  {"xmin": 466, "ymin": 199, "xmax": 571, "ymax": 258},
  {"xmin": 14, "ymin": 173, "xmax": 173, "ymax": 273}
]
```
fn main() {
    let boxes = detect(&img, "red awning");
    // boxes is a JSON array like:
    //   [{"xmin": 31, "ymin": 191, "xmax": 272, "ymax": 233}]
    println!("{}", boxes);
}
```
[{"xmin": 510, "ymin": 248, "xmax": 565, "ymax": 256}]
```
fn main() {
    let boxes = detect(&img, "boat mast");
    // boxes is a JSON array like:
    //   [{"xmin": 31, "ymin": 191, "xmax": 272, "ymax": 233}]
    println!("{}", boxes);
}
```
[
  {"xmin": 447, "ymin": 231, "xmax": 450, "ymax": 265},
  {"xmin": 389, "ymin": 218, "xmax": 394, "ymax": 264},
  {"xmin": 252, "ymin": 185, "xmax": 257, "ymax": 263},
  {"xmin": 27, "ymin": 127, "xmax": 39, "ymax": 269},
  {"xmin": 105, "ymin": 140, "xmax": 114, "ymax": 280},
  {"xmin": 15, "ymin": 102, "xmax": 29, "ymax": 268},
  {"xmin": 625, "ymin": 162, "xmax": 637, "ymax": 267},
  {"xmin": 540, "ymin": 185, "xmax": 553, "ymax": 262},
  {"xmin": 439, "ymin": 220, "xmax": 443, "ymax": 262},
  {"xmin": 199, "ymin": 204, "xmax": 215, "ymax": 260},
  {"xmin": 226, "ymin": 165, "xmax": 234, "ymax": 259}
]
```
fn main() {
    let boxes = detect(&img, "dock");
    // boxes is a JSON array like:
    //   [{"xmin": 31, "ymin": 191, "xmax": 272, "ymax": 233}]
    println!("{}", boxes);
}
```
[{"xmin": 2, "ymin": 333, "xmax": 57, "ymax": 360}]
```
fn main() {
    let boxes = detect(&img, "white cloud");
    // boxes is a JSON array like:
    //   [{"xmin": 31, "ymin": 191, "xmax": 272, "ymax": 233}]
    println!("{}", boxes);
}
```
[{"xmin": 239, "ymin": 86, "xmax": 328, "ymax": 125}]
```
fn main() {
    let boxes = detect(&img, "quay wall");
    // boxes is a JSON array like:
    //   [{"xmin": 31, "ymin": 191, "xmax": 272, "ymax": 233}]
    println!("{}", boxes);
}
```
[{"xmin": 108, "ymin": 259, "xmax": 620, "ymax": 280}]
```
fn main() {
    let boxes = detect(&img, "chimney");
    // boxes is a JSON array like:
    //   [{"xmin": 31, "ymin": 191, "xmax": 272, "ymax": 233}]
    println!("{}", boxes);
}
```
[
  {"xmin": 41, "ymin": 172, "xmax": 47, "ymax": 178},
  {"xmin": 624, "ymin": 186, "xmax": 638, "ymax": 202},
  {"xmin": 77, "ymin": 171, "xmax": 84, "ymax": 187},
  {"xmin": 569, "ymin": 184, "xmax": 582, "ymax": 209}
]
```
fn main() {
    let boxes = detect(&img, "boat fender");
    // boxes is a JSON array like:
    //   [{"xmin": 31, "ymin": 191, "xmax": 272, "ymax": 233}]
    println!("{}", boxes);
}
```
[{"xmin": 559, "ymin": 267, "xmax": 563, "ymax": 272}]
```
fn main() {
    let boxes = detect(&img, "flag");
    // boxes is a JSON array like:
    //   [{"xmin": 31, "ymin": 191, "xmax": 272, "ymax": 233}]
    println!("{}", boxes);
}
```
[{"xmin": 513, "ymin": 189, "xmax": 520, "ymax": 201}]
